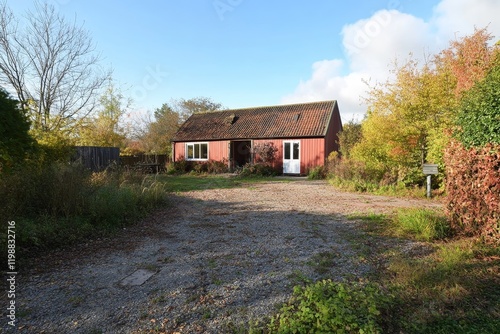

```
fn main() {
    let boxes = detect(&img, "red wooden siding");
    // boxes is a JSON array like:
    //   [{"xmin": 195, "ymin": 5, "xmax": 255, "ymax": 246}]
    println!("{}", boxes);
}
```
[
  {"xmin": 300, "ymin": 138, "xmax": 326, "ymax": 174},
  {"xmin": 209, "ymin": 141, "xmax": 229, "ymax": 162},
  {"xmin": 254, "ymin": 138, "xmax": 325, "ymax": 174},
  {"xmin": 175, "ymin": 137, "xmax": 329, "ymax": 174},
  {"xmin": 173, "ymin": 142, "xmax": 185, "ymax": 161},
  {"xmin": 174, "ymin": 141, "xmax": 229, "ymax": 162},
  {"xmin": 324, "ymin": 103, "xmax": 342, "ymax": 158}
]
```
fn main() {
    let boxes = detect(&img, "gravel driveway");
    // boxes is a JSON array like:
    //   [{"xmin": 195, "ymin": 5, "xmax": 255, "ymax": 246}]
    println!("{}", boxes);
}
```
[{"xmin": 8, "ymin": 179, "xmax": 441, "ymax": 333}]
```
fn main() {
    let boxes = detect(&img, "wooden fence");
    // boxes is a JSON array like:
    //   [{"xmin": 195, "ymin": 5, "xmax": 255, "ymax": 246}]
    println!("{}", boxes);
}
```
[{"xmin": 73, "ymin": 146, "xmax": 120, "ymax": 172}]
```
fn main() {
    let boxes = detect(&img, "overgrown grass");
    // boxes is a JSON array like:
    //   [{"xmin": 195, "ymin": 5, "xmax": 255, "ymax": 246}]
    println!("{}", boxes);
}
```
[
  {"xmin": 393, "ymin": 208, "xmax": 450, "ymax": 241},
  {"xmin": 386, "ymin": 239, "xmax": 500, "ymax": 333},
  {"xmin": 328, "ymin": 176, "xmax": 441, "ymax": 199},
  {"xmin": 0, "ymin": 163, "xmax": 169, "ymax": 260},
  {"xmin": 258, "ymin": 208, "xmax": 499, "ymax": 333}
]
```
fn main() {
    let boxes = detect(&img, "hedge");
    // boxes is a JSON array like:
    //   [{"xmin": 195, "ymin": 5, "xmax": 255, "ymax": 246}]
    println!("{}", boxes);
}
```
[{"xmin": 444, "ymin": 139, "xmax": 500, "ymax": 243}]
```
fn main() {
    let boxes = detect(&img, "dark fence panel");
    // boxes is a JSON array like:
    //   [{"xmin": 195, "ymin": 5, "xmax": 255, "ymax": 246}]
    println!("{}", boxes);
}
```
[
  {"xmin": 120, "ymin": 154, "xmax": 170, "ymax": 173},
  {"xmin": 73, "ymin": 146, "xmax": 120, "ymax": 172}
]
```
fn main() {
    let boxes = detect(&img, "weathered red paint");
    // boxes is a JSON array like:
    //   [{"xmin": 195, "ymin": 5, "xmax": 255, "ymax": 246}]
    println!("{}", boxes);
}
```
[
  {"xmin": 172, "ymin": 101, "xmax": 342, "ymax": 174},
  {"xmin": 174, "ymin": 136, "xmax": 340, "ymax": 175},
  {"xmin": 174, "ymin": 141, "xmax": 229, "ymax": 162}
]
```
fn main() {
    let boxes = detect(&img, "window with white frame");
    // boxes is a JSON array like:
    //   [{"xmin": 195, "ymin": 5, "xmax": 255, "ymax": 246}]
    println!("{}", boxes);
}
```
[{"xmin": 186, "ymin": 142, "xmax": 208, "ymax": 160}]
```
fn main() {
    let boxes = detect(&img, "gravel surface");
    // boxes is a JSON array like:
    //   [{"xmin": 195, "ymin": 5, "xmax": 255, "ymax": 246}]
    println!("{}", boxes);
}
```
[{"xmin": 5, "ymin": 179, "xmax": 441, "ymax": 333}]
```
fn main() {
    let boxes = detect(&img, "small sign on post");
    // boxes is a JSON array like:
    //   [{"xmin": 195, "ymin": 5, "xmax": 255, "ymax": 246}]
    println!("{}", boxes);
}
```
[{"xmin": 423, "ymin": 164, "xmax": 439, "ymax": 198}]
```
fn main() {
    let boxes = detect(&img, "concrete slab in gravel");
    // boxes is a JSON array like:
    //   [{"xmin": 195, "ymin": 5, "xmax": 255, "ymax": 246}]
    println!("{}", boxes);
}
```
[{"xmin": 119, "ymin": 269, "xmax": 156, "ymax": 286}]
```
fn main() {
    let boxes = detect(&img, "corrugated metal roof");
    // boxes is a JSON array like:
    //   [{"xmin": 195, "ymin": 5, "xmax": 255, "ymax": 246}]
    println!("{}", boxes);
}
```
[{"xmin": 172, "ymin": 100, "xmax": 337, "ymax": 141}]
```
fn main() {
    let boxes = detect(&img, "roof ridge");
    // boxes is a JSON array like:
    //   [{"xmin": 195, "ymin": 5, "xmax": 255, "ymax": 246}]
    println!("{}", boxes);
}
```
[
  {"xmin": 195, "ymin": 99, "xmax": 336, "ymax": 114},
  {"xmin": 173, "ymin": 100, "xmax": 339, "ymax": 142}
]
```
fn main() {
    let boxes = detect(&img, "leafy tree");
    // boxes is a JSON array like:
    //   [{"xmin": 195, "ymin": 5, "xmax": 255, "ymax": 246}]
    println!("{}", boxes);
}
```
[
  {"xmin": 349, "ymin": 29, "xmax": 497, "ymax": 187},
  {"xmin": 0, "ymin": 1, "xmax": 109, "ymax": 140},
  {"xmin": 354, "ymin": 59, "xmax": 456, "ymax": 175},
  {"xmin": 436, "ymin": 27, "xmax": 496, "ymax": 97},
  {"xmin": 140, "ymin": 103, "xmax": 180, "ymax": 155},
  {"xmin": 77, "ymin": 83, "xmax": 129, "ymax": 148},
  {"xmin": 455, "ymin": 51, "xmax": 500, "ymax": 148},
  {"xmin": 175, "ymin": 96, "xmax": 223, "ymax": 121},
  {"xmin": 0, "ymin": 87, "xmax": 35, "ymax": 172},
  {"xmin": 135, "ymin": 97, "xmax": 223, "ymax": 156},
  {"xmin": 337, "ymin": 120, "xmax": 362, "ymax": 159},
  {"xmin": 426, "ymin": 27, "xmax": 498, "ymax": 165}
]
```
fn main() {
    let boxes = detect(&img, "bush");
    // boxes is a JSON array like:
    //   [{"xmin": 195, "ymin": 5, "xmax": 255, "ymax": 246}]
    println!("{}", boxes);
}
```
[
  {"xmin": 269, "ymin": 280, "xmax": 390, "ymax": 333},
  {"xmin": 327, "ymin": 156, "xmax": 432, "ymax": 197},
  {"xmin": 167, "ymin": 159, "xmax": 228, "ymax": 175},
  {"xmin": 307, "ymin": 165, "xmax": 327, "ymax": 179},
  {"xmin": 444, "ymin": 56, "xmax": 500, "ymax": 244},
  {"xmin": 238, "ymin": 163, "xmax": 278, "ymax": 177},
  {"xmin": 167, "ymin": 159, "xmax": 193, "ymax": 174},
  {"xmin": 329, "ymin": 157, "xmax": 385, "ymax": 185},
  {"xmin": 0, "ymin": 87, "xmax": 36, "ymax": 173},
  {"xmin": 253, "ymin": 142, "xmax": 278, "ymax": 164},
  {"xmin": 444, "ymin": 139, "xmax": 500, "ymax": 243}
]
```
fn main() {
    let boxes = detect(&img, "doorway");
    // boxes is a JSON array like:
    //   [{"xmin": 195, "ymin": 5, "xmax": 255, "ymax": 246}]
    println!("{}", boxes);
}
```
[
  {"xmin": 283, "ymin": 140, "xmax": 300, "ymax": 174},
  {"xmin": 230, "ymin": 140, "xmax": 252, "ymax": 169}
]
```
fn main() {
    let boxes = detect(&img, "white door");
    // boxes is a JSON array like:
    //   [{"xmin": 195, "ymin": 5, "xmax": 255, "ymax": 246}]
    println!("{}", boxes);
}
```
[{"xmin": 283, "ymin": 140, "xmax": 300, "ymax": 174}]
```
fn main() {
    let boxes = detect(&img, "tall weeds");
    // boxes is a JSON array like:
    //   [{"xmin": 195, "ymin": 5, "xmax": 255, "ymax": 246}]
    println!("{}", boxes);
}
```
[{"xmin": 0, "ymin": 163, "xmax": 169, "ymax": 256}]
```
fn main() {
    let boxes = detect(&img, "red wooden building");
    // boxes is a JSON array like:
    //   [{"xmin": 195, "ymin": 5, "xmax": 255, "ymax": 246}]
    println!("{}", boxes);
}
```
[{"xmin": 171, "ymin": 100, "xmax": 343, "ymax": 175}]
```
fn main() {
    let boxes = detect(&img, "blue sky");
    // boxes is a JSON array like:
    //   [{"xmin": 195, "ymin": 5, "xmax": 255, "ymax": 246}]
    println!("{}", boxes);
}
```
[{"xmin": 7, "ymin": 0, "xmax": 500, "ymax": 122}]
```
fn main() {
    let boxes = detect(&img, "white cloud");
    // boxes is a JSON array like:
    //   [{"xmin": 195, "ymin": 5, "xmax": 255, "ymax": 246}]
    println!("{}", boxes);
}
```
[
  {"xmin": 281, "ymin": 60, "xmax": 368, "ymax": 122},
  {"xmin": 281, "ymin": 59, "xmax": 342, "ymax": 102},
  {"xmin": 282, "ymin": 0, "xmax": 500, "ymax": 123},
  {"xmin": 433, "ymin": 0, "xmax": 500, "ymax": 40},
  {"xmin": 343, "ymin": 10, "xmax": 434, "ymax": 72}
]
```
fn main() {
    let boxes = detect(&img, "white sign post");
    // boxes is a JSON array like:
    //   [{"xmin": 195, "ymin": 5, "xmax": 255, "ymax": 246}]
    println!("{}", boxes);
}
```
[{"xmin": 423, "ymin": 164, "xmax": 438, "ymax": 198}]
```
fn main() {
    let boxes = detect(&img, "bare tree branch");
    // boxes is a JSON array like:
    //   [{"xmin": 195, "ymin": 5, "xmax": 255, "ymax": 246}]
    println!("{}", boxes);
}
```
[{"xmin": 0, "ymin": 0, "xmax": 110, "ymax": 138}]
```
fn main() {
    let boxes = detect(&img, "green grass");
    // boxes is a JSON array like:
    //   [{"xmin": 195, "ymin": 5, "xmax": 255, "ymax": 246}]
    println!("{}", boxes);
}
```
[
  {"xmin": 348, "ymin": 209, "xmax": 500, "ymax": 333},
  {"xmin": 329, "ymin": 176, "xmax": 442, "ymax": 199},
  {"xmin": 347, "ymin": 211, "xmax": 388, "ymax": 224},
  {"xmin": 159, "ymin": 174, "xmax": 242, "ymax": 192},
  {"xmin": 159, "ymin": 174, "xmax": 292, "ymax": 193},
  {"xmin": 393, "ymin": 208, "xmax": 451, "ymax": 241}
]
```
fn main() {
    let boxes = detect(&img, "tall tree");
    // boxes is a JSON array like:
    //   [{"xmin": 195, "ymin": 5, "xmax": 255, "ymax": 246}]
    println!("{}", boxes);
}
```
[
  {"xmin": 351, "ymin": 56, "xmax": 458, "ymax": 186},
  {"xmin": 0, "ymin": 1, "xmax": 109, "ymax": 141},
  {"xmin": 351, "ymin": 28, "xmax": 497, "ymax": 186}
]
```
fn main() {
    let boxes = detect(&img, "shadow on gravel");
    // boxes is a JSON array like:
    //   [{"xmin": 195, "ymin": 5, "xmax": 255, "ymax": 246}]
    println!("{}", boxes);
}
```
[{"xmin": 10, "ymin": 192, "xmax": 414, "ymax": 334}]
